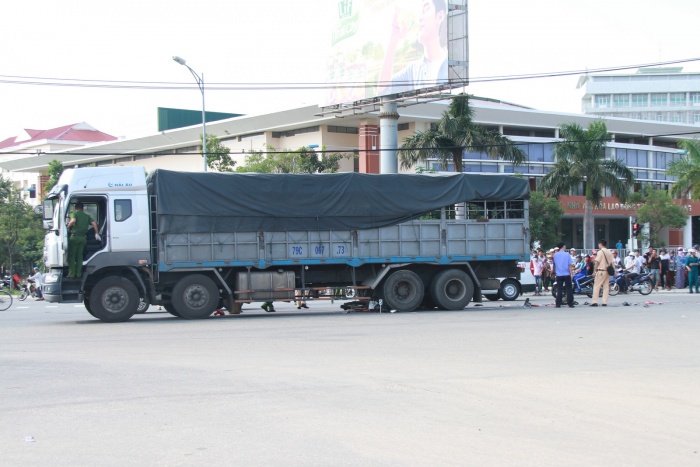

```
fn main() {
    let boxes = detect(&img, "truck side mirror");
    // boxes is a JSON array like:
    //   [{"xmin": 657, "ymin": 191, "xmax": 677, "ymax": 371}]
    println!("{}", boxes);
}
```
[{"xmin": 42, "ymin": 200, "xmax": 55, "ymax": 231}]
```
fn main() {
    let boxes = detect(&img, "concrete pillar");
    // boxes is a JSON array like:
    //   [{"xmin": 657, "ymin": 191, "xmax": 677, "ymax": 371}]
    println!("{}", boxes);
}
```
[
  {"xmin": 683, "ymin": 215, "xmax": 693, "ymax": 248},
  {"xmin": 379, "ymin": 97, "xmax": 399, "ymax": 174}
]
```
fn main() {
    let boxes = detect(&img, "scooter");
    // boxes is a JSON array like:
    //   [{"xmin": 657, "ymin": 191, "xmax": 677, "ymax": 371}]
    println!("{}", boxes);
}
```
[
  {"xmin": 18, "ymin": 280, "xmax": 39, "ymax": 301},
  {"xmin": 621, "ymin": 272, "xmax": 653, "ymax": 295},
  {"xmin": 551, "ymin": 274, "xmax": 620, "ymax": 304}
]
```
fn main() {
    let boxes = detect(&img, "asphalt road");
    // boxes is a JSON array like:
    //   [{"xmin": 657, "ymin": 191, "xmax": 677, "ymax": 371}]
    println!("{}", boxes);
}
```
[{"xmin": 1, "ymin": 290, "xmax": 699, "ymax": 466}]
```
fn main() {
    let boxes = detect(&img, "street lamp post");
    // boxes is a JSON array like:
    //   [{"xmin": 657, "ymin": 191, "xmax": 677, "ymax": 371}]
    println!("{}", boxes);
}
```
[{"xmin": 172, "ymin": 56, "xmax": 208, "ymax": 172}]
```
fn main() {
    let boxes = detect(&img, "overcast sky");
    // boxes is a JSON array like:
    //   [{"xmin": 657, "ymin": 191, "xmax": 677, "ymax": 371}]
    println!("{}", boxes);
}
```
[{"xmin": 1, "ymin": 0, "xmax": 699, "ymax": 140}]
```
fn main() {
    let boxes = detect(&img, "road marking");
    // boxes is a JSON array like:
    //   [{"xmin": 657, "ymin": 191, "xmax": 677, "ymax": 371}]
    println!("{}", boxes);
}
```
[
  {"xmin": 16, "ymin": 306, "xmax": 29, "ymax": 309},
  {"xmin": 74, "ymin": 305, "xmax": 84, "ymax": 308},
  {"xmin": 45, "ymin": 306, "xmax": 58, "ymax": 308}
]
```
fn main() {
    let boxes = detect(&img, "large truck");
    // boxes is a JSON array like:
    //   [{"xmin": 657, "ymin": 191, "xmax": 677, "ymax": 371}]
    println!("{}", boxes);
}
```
[{"xmin": 41, "ymin": 167, "xmax": 530, "ymax": 322}]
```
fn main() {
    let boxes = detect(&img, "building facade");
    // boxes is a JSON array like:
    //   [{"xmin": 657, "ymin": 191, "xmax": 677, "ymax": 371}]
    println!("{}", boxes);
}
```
[
  {"xmin": 1, "ymin": 98, "xmax": 699, "ymax": 248},
  {"xmin": 578, "ymin": 67, "xmax": 700, "ymax": 125}
]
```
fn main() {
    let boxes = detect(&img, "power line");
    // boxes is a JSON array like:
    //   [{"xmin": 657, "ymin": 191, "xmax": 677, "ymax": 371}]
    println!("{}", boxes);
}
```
[{"xmin": 1, "ymin": 57, "xmax": 699, "ymax": 91}]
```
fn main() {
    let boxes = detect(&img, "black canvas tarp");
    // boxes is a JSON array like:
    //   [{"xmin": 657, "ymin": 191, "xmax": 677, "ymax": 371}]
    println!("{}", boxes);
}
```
[{"xmin": 147, "ymin": 170, "xmax": 529, "ymax": 234}]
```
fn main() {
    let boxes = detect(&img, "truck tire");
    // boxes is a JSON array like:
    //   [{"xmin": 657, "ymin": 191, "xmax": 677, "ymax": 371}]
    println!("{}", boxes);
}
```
[
  {"xmin": 484, "ymin": 294, "xmax": 500, "ymax": 301},
  {"xmin": 430, "ymin": 269, "xmax": 474, "ymax": 310},
  {"xmin": 84, "ymin": 298, "xmax": 97, "ymax": 318},
  {"xmin": 498, "ymin": 279, "xmax": 520, "ymax": 301},
  {"xmin": 382, "ymin": 270, "xmax": 424, "ymax": 312},
  {"xmin": 172, "ymin": 274, "xmax": 219, "ymax": 319},
  {"xmin": 163, "ymin": 303, "xmax": 180, "ymax": 317},
  {"xmin": 89, "ymin": 276, "xmax": 139, "ymax": 322}
]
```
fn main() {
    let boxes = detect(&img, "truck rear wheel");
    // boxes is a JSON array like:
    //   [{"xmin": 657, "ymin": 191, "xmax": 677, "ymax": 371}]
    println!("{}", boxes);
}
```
[
  {"xmin": 172, "ymin": 274, "xmax": 219, "ymax": 319},
  {"xmin": 163, "ymin": 303, "xmax": 180, "ymax": 317},
  {"xmin": 430, "ymin": 269, "xmax": 474, "ymax": 310},
  {"xmin": 382, "ymin": 270, "xmax": 424, "ymax": 312},
  {"xmin": 89, "ymin": 276, "xmax": 139, "ymax": 322}
]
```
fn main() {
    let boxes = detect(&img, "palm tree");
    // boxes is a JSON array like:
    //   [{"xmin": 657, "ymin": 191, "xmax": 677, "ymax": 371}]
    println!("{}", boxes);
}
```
[
  {"xmin": 398, "ymin": 94, "xmax": 526, "ymax": 173},
  {"xmin": 539, "ymin": 120, "xmax": 634, "ymax": 250},
  {"xmin": 667, "ymin": 139, "xmax": 700, "ymax": 200}
]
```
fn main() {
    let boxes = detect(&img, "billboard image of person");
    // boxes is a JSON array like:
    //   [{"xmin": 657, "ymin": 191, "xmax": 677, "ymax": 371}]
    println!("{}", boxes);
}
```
[
  {"xmin": 324, "ymin": 0, "xmax": 456, "ymax": 107},
  {"xmin": 378, "ymin": 0, "xmax": 448, "ymax": 96}
]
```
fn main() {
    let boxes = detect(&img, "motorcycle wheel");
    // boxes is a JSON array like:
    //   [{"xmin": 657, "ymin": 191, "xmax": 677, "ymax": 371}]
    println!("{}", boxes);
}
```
[
  {"xmin": 18, "ymin": 291, "xmax": 28, "ymax": 301},
  {"xmin": 609, "ymin": 282, "xmax": 620, "ymax": 296},
  {"xmin": 638, "ymin": 279, "xmax": 653, "ymax": 296}
]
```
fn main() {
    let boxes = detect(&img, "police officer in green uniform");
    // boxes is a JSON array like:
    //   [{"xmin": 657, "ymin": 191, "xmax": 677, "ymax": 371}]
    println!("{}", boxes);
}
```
[{"xmin": 66, "ymin": 202, "xmax": 100, "ymax": 278}]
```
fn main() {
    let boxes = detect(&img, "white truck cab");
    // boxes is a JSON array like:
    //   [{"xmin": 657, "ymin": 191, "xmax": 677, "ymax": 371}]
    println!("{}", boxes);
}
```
[{"xmin": 42, "ymin": 167, "xmax": 151, "ymax": 304}]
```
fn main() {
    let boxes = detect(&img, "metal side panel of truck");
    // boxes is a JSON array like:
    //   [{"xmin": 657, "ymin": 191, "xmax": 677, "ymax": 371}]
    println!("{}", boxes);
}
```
[{"xmin": 41, "ymin": 167, "xmax": 530, "ymax": 322}]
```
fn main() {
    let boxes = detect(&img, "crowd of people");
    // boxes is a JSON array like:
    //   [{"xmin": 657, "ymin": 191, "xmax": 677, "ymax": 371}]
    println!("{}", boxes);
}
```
[{"xmin": 530, "ymin": 240, "xmax": 700, "ymax": 307}]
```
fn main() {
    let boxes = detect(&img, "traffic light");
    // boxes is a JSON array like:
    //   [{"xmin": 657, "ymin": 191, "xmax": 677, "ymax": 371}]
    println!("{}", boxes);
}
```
[{"xmin": 632, "ymin": 223, "xmax": 640, "ymax": 237}]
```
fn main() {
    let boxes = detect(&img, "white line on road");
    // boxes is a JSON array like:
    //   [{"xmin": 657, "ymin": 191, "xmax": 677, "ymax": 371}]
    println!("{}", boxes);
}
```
[{"xmin": 45, "ymin": 306, "xmax": 58, "ymax": 308}]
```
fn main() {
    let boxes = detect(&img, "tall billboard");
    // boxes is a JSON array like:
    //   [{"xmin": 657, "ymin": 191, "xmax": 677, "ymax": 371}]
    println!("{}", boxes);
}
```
[{"xmin": 324, "ymin": 0, "xmax": 468, "ymax": 107}]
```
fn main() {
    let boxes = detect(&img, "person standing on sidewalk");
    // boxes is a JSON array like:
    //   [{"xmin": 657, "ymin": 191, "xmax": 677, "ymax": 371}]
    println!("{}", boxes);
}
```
[
  {"xmin": 552, "ymin": 242, "xmax": 575, "ymax": 308},
  {"xmin": 591, "ymin": 239, "xmax": 614, "ymax": 307},
  {"xmin": 648, "ymin": 249, "xmax": 662, "ymax": 292},
  {"xmin": 533, "ymin": 249, "xmax": 544, "ymax": 296},
  {"xmin": 675, "ymin": 247, "xmax": 687, "ymax": 289},
  {"xmin": 684, "ymin": 249, "xmax": 700, "ymax": 293}
]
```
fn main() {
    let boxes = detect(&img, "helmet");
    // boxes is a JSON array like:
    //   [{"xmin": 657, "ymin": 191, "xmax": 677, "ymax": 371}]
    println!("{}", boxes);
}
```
[{"xmin": 33, "ymin": 267, "xmax": 39, "ymax": 271}]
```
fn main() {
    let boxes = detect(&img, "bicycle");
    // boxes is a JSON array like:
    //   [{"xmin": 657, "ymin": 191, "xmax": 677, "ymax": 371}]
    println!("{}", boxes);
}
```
[{"xmin": 0, "ymin": 289, "xmax": 12, "ymax": 310}]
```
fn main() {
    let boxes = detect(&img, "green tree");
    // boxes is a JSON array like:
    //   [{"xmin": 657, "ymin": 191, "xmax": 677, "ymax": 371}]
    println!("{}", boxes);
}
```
[
  {"xmin": 0, "ymin": 177, "xmax": 43, "ymax": 274},
  {"xmin": 44, "ymin": 159, "xmax": 64, "ymax": 194},
  {"xmin": 398, "ymin": 94, "xmax": 526, "ymax": 173},
  {"xmin": 539, "ymin": 120, "xmax": 634, "ymax": 249},
  {"xmin": 630, "ymin": 189, "xmax": 688, "ymax": 247},
  {"xmin": 528, "ymin": 191, "xmax": 564, "ymax": 249},
  {"xmin": 236, "ymin": 146, "xmax": 353, "ymax": 174},
  {"xmin": 667, "ymin": 138, "xmax": 700, "ymax": 200},
  {"xmin": 204, "ymin": 134, "xmax": 236, "ymax": 172}
]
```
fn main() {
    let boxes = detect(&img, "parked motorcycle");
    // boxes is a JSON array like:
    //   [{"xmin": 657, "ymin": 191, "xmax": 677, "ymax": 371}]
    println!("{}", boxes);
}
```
[{"xmin": 551, "ymin": 274, "xmax": 620, "ymax": 304}]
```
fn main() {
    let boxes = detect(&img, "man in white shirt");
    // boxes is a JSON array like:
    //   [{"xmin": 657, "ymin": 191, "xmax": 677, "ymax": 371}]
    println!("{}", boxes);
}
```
[
  {"xmin": 633, "ymin": 250, "xmax": 646, "ymax": 274},
  {"xmin": 28, "ymin": 267, "xmax": 44, "ymax": 300}
]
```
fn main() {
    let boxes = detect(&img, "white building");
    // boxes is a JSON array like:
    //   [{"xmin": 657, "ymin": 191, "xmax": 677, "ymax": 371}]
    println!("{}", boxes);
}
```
[
  {"xmin": 1, "ymin": 98, "xmax": 699, "ymax": 247},
  {"xmin": 578, "ymin": 67, "xmax": 700, "ymax": 125}
]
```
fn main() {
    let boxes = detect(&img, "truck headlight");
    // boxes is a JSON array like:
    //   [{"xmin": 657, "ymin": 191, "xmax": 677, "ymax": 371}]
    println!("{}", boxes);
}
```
[{"xmin": 43, "ymin": 273, "xmax": 60, "ymax": 284}]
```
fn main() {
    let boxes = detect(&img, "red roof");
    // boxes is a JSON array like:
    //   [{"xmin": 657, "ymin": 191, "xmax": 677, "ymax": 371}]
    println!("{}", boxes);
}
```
[{"xmin": 0, "ymin": 123, "xmax": 116, "ymax": 150}]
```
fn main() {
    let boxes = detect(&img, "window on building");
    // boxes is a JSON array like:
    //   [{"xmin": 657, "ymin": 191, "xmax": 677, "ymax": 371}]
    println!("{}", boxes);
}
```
[
  {"xmin": 651, "ymin": 93, "xmax": 667, "ymax": 106},
  {"xmin": 691, "ymin": 92, "xmax": 700, "ymax": 106},
  {"xmin": 670, "ymin": 92, "xmax": 686, "ymax": 106},
  {"xmin": 528, "ymin": 143, "xmax": 544, "ymax": 162},
  {"xmin": 613, "ymin": 94, "xmax": 629, "ymax": 107},
  {"xmin": 397, "ymin": 123, "xmax": 409, "ymax": 132},
  {"xmin": 502, "ymin": 128, "xmax": 529, "ymax": 137},
  {"xmin": 542, "ymin": 143, "xmax": 555, "ymax": 163},
  {"xmin": 671, "ymin": 113, "xmax": 682, "ymax": 123},
  {"xmin": 271, "ymin": 126, "xmax": 320, "ymax": 138},
  {"xmin": 327, "ymin": 125, "xmax": 359, "ymax": 134},
  {"xmin": 631, "ymin": 94, "xmax": 648, "ymax": 107},
  {"xmin": 595, "ymin": 95, "xmax": 609, "ymax": 108},
  {"xmin": 694, "ymin": 113, "xmax": 700, "ymax": 124},
  {"xmin": 655, "ymin": 112, "xmax": 665, "ymax": 121}
]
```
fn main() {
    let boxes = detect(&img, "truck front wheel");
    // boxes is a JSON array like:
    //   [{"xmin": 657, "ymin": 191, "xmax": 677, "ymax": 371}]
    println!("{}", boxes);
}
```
[
  {"xmin": 89, "ymin": 276, "xmax": 139, "ymax": 322},
  {"xmin": 430, "ymin": 269, "xmax": 474, "ymax": 310},
  {"xmin": 172, "ymin": 274, "xmax": 219, "ymax": 319},
  {"xmin": 382, "ymin": 270, "xmax": 424, "ymax": 312}
]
